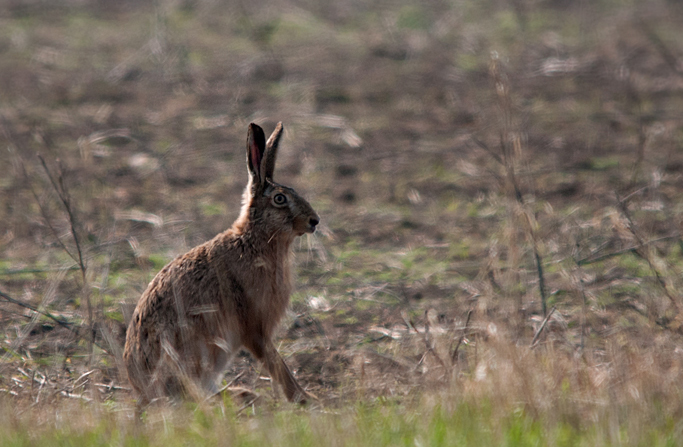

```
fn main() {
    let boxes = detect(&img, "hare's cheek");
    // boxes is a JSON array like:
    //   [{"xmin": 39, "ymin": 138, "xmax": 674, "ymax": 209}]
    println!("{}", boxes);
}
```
[{"xmin": 295, "ymin": 218, "xmax": 310, "ymax": 235}]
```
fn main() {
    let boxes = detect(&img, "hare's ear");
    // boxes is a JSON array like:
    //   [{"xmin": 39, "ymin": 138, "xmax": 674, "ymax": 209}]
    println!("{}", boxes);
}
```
[
  {"xmin": 247, "ymin": 123, "xmax": 266, "ymax": 184},
  {"xmin": 261, "ymin": 122, "xmax": 283, "ymax": 181}
]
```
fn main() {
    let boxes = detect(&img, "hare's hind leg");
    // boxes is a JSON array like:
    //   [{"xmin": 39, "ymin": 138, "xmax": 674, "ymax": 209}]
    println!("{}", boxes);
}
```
[
  {"xmin": 199, "ymin": 339, "xmax": 239, "ymax": 396},
  {"xmin": 248, "ymin": 339, "xmax": 309, "ymax": 404},
  {"xmin": 271, "ymin": 348, "xmax": 309, "ymax": 404}
]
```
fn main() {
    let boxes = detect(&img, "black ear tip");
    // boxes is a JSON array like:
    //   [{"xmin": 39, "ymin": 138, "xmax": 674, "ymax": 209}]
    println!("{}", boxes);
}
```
[{"xmin": 248, "ymin": 124, "xmax": 266, "ymax": 147}]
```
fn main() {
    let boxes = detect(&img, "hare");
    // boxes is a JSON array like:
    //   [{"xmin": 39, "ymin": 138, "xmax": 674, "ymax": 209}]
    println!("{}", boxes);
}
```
[{"xmin": 123, "ymin": 122, "xmax": 319, "ymax": 405}]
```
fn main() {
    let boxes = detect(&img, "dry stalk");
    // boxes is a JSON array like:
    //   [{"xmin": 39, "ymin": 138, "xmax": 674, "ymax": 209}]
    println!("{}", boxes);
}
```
[
  {"xmin": 487, "ymin": 52, "xmax": 548, "ymax": 316},
  {"xmin": 20, "ymin": 161, "xmax": 80, "ymax": 269},
  {"xmin": 530, "ymin": 306, "xmax": 557, "ymax": 348},
  {"xmin": 450, "ymin": 309, "xmax": 473, "ymax": 365},
  {"xmin": 33, "ymin": 155, "xmax": 95, "ymax": 358},
  {"xmin": 36, "ymin": 156, "xmax": 88, "ymax": 279},
  {"xmin": 577, "ymin": 234, "xmax": 680, "ymax": 266},
  {"xmin": 639, "ymin": 19, "xmax": 683, "ymax": 78},
  {"xmin": 622, "ymin": 80, "xmax": 648, "ymax": 190},
  {"xmin": 613, "ymin": 45, "xmax": 653, "ymax": 189},
  {"xmin": 0, "ymin": 266, "xmax": 80, "ymax": 276},
  {"xmin": 572, "ymin": 250, "xmax": 589, "ymax": 352},
  {"xmin": 616, "ymin": 193, "xmax": 680, "ymax": 314},
  {"xmin": 421, "ymin": 310, "xmax": 449, "ymax": 375},
  {"xmin": 236, "ymin": 395, "xmax": 262, "ymax": 415},
  {"xmin": 0, "ymin": 290, "xmax": 108, "ymax": 352}
]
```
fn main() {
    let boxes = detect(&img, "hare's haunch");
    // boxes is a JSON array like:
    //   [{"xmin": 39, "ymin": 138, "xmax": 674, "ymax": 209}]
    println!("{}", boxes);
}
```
[{"xmin": 123, "ymin": 122, "xmax": 319, "ymax": 404}]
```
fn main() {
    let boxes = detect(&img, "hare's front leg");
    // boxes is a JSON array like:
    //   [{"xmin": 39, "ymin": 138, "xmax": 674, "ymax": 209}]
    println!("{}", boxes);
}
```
[{"xmin": 247, "ymin": 338, "xmax": 309, "ymax": 404}]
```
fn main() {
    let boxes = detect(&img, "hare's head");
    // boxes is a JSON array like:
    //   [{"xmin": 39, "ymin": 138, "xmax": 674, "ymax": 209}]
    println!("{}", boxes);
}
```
[{"xmin": 241, "ymin": 122, "xmax": 319, "ymax": 240}]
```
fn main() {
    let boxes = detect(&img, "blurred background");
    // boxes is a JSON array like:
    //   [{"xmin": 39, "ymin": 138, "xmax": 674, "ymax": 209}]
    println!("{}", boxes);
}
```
[{"xmin": 2, "ymin": 0, "xmax": 683, "ymax": 422}]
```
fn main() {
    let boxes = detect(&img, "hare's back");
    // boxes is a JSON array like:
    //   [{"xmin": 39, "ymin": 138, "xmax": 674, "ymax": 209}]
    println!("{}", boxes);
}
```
[{"xmin": 134, "ymin": 245, "xmax": 225, "ymax": 324}]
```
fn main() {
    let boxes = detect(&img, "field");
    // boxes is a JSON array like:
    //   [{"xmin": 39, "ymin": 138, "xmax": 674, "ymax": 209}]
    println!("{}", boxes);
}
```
[{"xmin": 2, "ymin": 0, "xmax": 683, "ymax": 444}]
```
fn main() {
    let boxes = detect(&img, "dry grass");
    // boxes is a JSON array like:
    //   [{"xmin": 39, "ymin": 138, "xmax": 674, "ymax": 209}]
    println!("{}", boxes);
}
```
[{"xmin": 2, "ymin": 0, "xmax": 683, "ymax": 443}]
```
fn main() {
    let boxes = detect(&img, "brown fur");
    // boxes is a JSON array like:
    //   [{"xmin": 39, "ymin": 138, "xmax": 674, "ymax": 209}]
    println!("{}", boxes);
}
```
[{"xmin": 123, "ymin": 122, "xmax": 319, "ymax": 404}]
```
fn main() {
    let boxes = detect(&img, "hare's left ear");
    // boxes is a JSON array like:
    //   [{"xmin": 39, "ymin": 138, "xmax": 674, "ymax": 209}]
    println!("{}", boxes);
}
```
[
  {"xmin": 261, "ymin": 122, "xmax": 283, "ymax": 181},
  {"xmin": 247, "ymin": 123, "xmax": 266, "ymax": 184}
]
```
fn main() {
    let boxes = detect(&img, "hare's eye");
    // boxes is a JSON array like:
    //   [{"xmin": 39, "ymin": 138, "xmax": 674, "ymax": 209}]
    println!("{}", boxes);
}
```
[{"xmin": 273, "ymin": 193, "xmax": 287, "ymax": 206}]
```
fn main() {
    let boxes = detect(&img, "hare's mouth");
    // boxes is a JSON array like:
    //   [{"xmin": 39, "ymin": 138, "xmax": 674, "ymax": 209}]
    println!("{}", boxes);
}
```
[
  {"xmin": 294, "ymin": 216, "xmax": 319, "ymax": 236},
  {"xmin": 298, "ymin": 225, "xmax": 316, "ymax": 236}
]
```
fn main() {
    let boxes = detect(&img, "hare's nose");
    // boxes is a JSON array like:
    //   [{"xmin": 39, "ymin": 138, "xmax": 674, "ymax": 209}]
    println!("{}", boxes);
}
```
[{"xmin": 309, "ymin": 217, "xmax": 319, "ymax": 228}]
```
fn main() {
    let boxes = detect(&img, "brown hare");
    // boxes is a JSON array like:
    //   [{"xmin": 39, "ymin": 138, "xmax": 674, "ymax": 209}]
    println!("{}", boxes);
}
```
[{"xmin": 123, "ymin": 122, "xmax": 319, "ymax": 405}]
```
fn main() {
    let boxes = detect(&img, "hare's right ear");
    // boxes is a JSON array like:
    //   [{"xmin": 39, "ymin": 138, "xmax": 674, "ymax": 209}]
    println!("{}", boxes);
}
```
[
  {"xmin": 261, "ymin": 122, "xmax": 283, "ymax": 182},
  {"xmin": 247, "ymin": 123, "xmax": 266, "ymax": 185}
]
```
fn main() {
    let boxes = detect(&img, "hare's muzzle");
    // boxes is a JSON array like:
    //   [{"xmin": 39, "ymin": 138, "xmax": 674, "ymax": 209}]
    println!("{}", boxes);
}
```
[{"xmin": 307, "ymin": 216, "xmax": 320, "ymax": 233}]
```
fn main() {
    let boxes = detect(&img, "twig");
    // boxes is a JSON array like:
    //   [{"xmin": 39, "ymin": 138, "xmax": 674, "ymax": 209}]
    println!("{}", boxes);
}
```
[
  {"xmin": 20, "ymin": 160, "xmax": 79, "ymax": 265},
  {"xmin": 572, "ymin": 245, "xmax": 590, "ymax": 352},
  {"xmin": 209, "ymin": 371, "xmax": 246, "ymax": 400},
  {"xmin": 470, "ymin": 137, "xmax": 503, "ymax": 165},
  {"xmin": 616, "ymin": 194, "xmax": 680, "ymax": 312},
  {"xmin": 530, "ymin": 306, "xmax": 556, "ymax": 348},
  {"xmin": 488, "ymin": 54, "xmax": 548, "ymax": 316},
  {"xmin": 640, "ymin": 19, "xmax": 683, "ymax": 78},
  {"xmin": 534, "ymin": 250, "xmax": 547, "ymax": 316},
  {"xmin": 74, "ymin": 369, "xmax": 96, "ymax": 389},
  {"xmin": 577, "ymin": 235, "xmax": 680, "ymax": 266},
  {"xmin": 37, "ymin": 156, "xmax": 87, "ymax": 278},
  {"xmin": 59, "ymin": 390, "xmax": 92, "ymax": 402},
  {"xmin": 1, "ymin": 289, "xmax": 72, "ymax": 329},
  {"xmin": 400, "ymin": 310, "xmax": 419, "ymax": 333},
  {"xmin": 0, "ymin": 266, "xmax": 81, "ymax": 276},
  {"xmin": 450, "ymin": 309, "xmax": 473, "ymax": 364},
  {"xmin": 413, "ymin": 351, "xmax": 429, "ymax": 372},
  {"xmin": 422, "ymin": 311, "xmax": 449, "ymax": 372},
  {"xmin": 37, "ymin": 155, "xmax": 94, "ymax": 356},
  {"xmin": 236, "ymin": 395, "xmax": 261, "ymax": 415},
  {"xmin": 94, "ymin": 382, "xmax": 131, "ymax": 391},
  {"xmin": 35, "ymin": 372, "xmax": 47, "ymax": 404},
  {"xmin": 0, "ymin": 289, "xmax": 108, "ymax": 353},
  {"xmin": 579, "ymin": 247, "xmax": 636, "ymax": 266}
]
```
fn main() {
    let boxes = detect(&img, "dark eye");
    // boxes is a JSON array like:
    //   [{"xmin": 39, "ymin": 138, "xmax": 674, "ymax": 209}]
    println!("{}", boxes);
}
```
[{"xmin": 273, "ymin": 193, "xmax": 287, "ymax": 206}]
